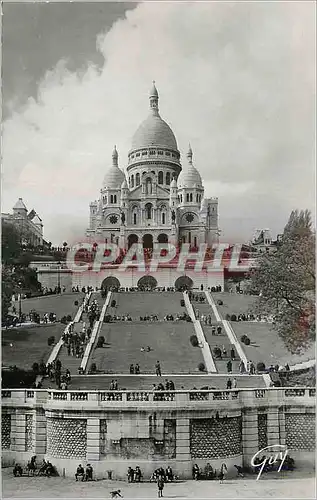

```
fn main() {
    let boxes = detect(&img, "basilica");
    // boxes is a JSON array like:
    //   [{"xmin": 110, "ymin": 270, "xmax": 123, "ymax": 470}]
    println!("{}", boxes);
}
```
[{"xmin": 87, "ymin": 83, "xmax": 219, "ymax": 250}]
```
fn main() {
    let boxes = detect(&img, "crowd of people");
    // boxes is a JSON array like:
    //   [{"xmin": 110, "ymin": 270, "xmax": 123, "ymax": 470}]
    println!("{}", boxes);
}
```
[
  {"xmin": 213, "ymin": 345, "xmax": 236, "ymax": 360},
  {"xmin": 13, "ymin": 456, "xmax": 57, "ymax": 477},
  {"xmin": 192, "ymin": 463, "xmax": 228, "ymax": 482},
  {"xmin": 75, "ymin": 463, "xmax": 94, "ymax": 481}
]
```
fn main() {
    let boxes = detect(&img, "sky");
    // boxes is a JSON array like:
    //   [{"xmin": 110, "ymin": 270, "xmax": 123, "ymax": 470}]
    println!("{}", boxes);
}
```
[{"xmin": 2, "ymin": 1, "xmax": 315, "ymax": 246}]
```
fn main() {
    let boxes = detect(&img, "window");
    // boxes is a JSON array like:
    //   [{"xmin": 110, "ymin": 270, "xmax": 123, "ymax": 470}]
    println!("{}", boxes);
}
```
[
  {"xmin": 136, "ymin": 173, "xmax": 140, "ymax": 186},
  {"xmin": 110, "ymin": 195, "xmax": 113, "ymax": 203},
  {"xmin": 133, "ymin": 213, "xmax": 137, "ymax": 225},
  {"xmin": 188, "ymin": 232, "xmax": 191, "ymax": 244},
  {"xmin": 158, "ymin": 171, "xmax": 163, "ymax": 184},
  {"xmin": 114, "ymin": 195, "xmax": 117, "ymax": 204},
  {"xmin": 186, "ymin": 193, "xmax": 189, "ymax": 202},
  {"xmin": 136, "ymin": 153, "xmax": 140, "ymax": 157},
  {"xmin": 196, "ymin": 194, "xmax": 199, "ymax": 203},
  {"xmin": 166, "ymin": 172, "xmax": 171, "ymax": 185},
  {"xmin": 131, "ymin": 175, "xmax": 134, "ymax": 188},
  {"xmin": 142, "ymin": 151, "xmax": 147, "ymax": 156},
  {"xmin": 194, "ymin": 236, "xmax": 197, "ymax": 247},
  {"xmin": 180, "ymin": 194, "xmax": 183, "ymax": 203},
  {"xmin": 150, "ymin": 150, "xmax": 156, "ymax": 155},
  {"xmin": 158, "ymin": 150, "xmax": 163, "ymax": 155},
  {"xmin": 145, "ymin": 203, "xmax": 152, "ymax": 219},
  {"xmin": 166, "ymin": 152, "xmax": 171, "ymax": 157},
  {"xmin": 162, "ymin": 212, "xmax": 165, "ymax": 224},
  {"xmin": 190, "ymin": 193, "xmax": 193, "ymax": 202}
]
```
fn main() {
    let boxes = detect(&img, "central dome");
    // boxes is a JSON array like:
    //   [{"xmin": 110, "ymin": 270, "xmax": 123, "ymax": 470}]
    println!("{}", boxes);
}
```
[
  {"xmin": 130, "ymin": 82, "xmax": 178, "ymax": 152},
  {"xmin": 131, "ymin": 114, "xmax": 178, "ymax": 150}
]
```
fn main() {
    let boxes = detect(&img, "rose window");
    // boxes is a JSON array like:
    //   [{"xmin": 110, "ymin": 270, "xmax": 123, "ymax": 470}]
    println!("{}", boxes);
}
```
[
  {"xmin": 186, "ymin": 213, "xmax": 194, "ymax": 223},
  {"xmin": 110, "ymin": 215, "xmax": 118, "ymax": 224}
]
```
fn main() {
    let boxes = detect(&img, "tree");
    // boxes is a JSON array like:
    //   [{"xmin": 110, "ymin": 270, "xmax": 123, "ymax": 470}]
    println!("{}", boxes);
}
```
[
  {"xmin": 1, "ymin": 221, "xmax": 22, "ymax": 264},
  {"xmin": 249, "ymin": 210, "xmax": 315, "ymax": 353}
]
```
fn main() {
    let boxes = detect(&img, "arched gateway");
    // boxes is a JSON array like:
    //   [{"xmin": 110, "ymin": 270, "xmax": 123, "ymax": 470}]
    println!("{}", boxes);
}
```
[
  {"xmin": 101, "ymin": 276, "xmax": 121, "ymax": 290},
  {"xmin": 137, "ymin": 275, "xmax": 157, "ymax": 290},
  {"xmin": 175, "ymin": 276, "xmax": 194, "ymax": 291}
]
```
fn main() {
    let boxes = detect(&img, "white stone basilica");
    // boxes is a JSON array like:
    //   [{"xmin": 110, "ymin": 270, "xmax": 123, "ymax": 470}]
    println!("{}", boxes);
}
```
[{"xmin": 87, "ymin": 83, "xmax": 219, "ymax": 249}]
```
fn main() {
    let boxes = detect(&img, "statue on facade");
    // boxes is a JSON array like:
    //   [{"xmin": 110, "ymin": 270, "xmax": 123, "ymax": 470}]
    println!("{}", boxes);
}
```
[
  {"xmin": 121, "ymin": 211, "xmax": 126, "ymax": 225},
  {"xmin": 171, "ymin": 210, "xmax": 176, "ymax": 223}
]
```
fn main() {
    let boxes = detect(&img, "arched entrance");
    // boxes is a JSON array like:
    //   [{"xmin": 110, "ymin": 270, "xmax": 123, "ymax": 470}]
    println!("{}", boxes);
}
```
[
  {"xmin": 101, "ymin": 276, "xmax": 121, "ymax": 290},
  {"xmin": 128, "ymin": 234, "xmax": 138, "ymax": 249},
  {"xmin": 143, "ymin": 233, "xmax": 153, "ymax": 249},
  {"xmin": 157, "ymin": 233, "xmax": 168, "ymax": 244},
  {"xmin": 175, "ymin": 276, "xmax": 194, "ymax": 291},
  {"xmin": 137, "ymin": 275, "xmax": 158, "ymax": 290}
]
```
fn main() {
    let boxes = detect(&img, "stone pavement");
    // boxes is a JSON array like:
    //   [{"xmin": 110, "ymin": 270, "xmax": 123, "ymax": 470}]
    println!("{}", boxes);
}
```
[{"xmin": 2, "ymin": 468, "xmax": 315, "ymax": 499}]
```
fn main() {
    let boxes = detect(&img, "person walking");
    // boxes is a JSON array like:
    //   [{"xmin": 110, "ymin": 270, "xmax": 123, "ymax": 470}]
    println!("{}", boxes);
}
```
[
  {"xmin": 155, "ymin": 361, "xmax": 162, "ymax": 377},
  {"xmin": 157, "ymin": 475, "xmax": 165, "ymax": 498},
  {"xmin": 219, "ymin": 463, "xmax": 228, "ymax": 483},
  {"xmin": 226, "ymin": 360, "xmax": 232, "ymax": 373}
]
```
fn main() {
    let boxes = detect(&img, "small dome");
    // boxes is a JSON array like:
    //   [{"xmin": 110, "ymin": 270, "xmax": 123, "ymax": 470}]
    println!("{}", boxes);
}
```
[
  {"xmin": 103, "ymin": 165, "xmax": 125, "ymax": 189},
  {"xmin": 131, "ymin": 114, "xmax": 178, "ymax": 151},
  {"xmin": 178, "ymin": 163, "xmax": 202, "ymax": 188},
  {"xmin": 170, "ymin": 177, "xmax": 177, "ymax": 188},
  {"xmin": 150, "ymin": 81, "xmax": 158, "ymax": 98}
]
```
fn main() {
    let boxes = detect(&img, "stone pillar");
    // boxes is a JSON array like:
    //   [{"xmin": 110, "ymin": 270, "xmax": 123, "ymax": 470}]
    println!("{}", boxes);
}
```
[
  {"xmin": 267, "ymin": 407, "xmax": 280, "ymax": 446},
  {"xmin": 86, "ymin": 418, "xmax": 100, "ymax": 462},
  {"xmin": 176, "ymin": 418, "xmax": 191, "ymax": 477},
  {"xmin": 34, "ymin": 410, "xmax": 47, "ymax": 455},
  {"xmin": 13, "ymin": 413, "xmax": 26, "ymax": 452},
  {"xmin": 278, "ymin": 408, "xmax": 286, "ymax": 446},
  {"xmin": 242, "ymin": 409, "xmax": 258, "ymax": 467}
]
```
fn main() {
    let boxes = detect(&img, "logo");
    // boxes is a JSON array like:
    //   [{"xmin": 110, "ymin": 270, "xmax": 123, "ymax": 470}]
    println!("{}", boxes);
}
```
[{"xmin": 251, "ymin": 444, "xmax": 289, "ymax": 480}]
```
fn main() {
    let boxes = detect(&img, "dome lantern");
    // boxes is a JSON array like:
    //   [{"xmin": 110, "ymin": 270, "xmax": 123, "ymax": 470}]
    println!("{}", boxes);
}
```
[{"xmin": 149, "ymin": 80, "xmax": 159, "ymax": 116}]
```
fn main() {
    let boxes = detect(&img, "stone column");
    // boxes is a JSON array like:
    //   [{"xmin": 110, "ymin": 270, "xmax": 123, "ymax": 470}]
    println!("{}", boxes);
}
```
[
  {"xmin": 86, "ymin": 418, "xmax": 100, "ymax": 462},
  {"xmin": 13, "ymin": 413, "xmax": 26, "ymax": 452},
  {"xmin": 267, "ymin": 407, "xmax": 280, "ymax": 446},
  {"xmin": 176, "ymin": 417, "xmax": 191, "ymax": 477},
  {"xmin": 33, "ymin": 410, "xmax": 47, "ymax": 455},
  {"xmin": 278, "ymin": 408, "xmax": 286, "ymax": 446},
  {"xmin": 242, "ymin": 409, "xmax": 258, "ymax": 467}
]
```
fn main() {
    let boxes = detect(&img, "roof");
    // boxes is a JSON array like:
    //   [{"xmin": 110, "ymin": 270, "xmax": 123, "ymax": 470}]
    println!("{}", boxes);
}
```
[
  {"xmin": 131, "ymin": 113, "xmax": 178, "ymax": 151},
  {"xmin": 13, "ymin": 198, "xmax": 27, "ymax": 211}
]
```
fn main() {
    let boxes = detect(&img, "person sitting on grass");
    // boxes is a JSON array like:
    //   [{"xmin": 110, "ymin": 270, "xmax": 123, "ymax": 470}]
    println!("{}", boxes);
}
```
[
  {"xmin": 13, "ymin": 464, "xmax": 23, "ymax": 477},
  {"xmin": 75, "ymin": 464, "xmax": 85, "ymax": 481}
]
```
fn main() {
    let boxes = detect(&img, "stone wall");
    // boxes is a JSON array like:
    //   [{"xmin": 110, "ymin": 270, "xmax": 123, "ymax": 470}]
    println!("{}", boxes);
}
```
[
  {"xmin": 190, "ymin": 417, "xmax": 242, "ymax": 459},
  {"xmin": 164, "ymin": 419, "xmax": 176, "ymax": 459},
  {"xmin": 47, "ymin": 418, "xmax": 87, "ymax": 459},
  {"xmin": 285, "ymin": 413, "xmax": 315, "ymax": 451},
  {"xmin": 258, "ymin": 414, "xmax": 268, "ymax": 450},
  {"xmin": 25, "ymin": 414, "xmax": 33, "ymax": 451},
  {"xmin": 2, "ymin": 414, "xmax": 11, "ymax": 450}
]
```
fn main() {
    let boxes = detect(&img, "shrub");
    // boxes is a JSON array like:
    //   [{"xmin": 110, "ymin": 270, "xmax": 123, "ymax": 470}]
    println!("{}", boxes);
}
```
[
  {"xmin": 97, "ymin": 336, "xmax": 105, "ymax": 348},
  {"xmin": 186, "ymin": 316, "xmax": 192, "ymax": 322},
  {"xmin": 60, "ymin": 316, "xmax": 67, "ymax": 325},
  {"xmin": 104, "ymin": 315, "xmax": 111, "ymax": 323},
  {"xmin": 180, "ymin": 299, "xmax": 185, "ymax": 307},
  {"xmin": 198, "ymin": 362, "xmax": 206, "ymax": 372},
  {"xmin": 111, "ymin": 299, "xmax": 116, "ymax": 308},
  {"xmin": 231, "ymin": 314, "xmax": 237, "ymax": 321},
  {"xmin": 211, "ymin": 287, "xmax": 215, "ymax": 292},
  {"xmin": 90, "ymin": 363, "xmax": 97, "ymax": 373},
  {"xmin": 241, "ymin": 334, "xmax": 247, "ymax": 343},
  {"xmin": 87, "ymin": 328, "xmax": 92, "ymax": 336},
  {"xmin": 257, "ymin": 362, "xmax": 266, "ymax": 372},
  {"xmin": 74, "ymin": 301, "xmax": 79, "ymax": 306},
  {"xmin": 47, "ymin": 336, "xmax": 55, "ymax": 346},
  {"xmin": 190, "ymin": 335, "xmax": 199, "ymax": 347},
  {"xmin": 217, "ymin": 300, "xmax": 223, "ymax": 305},
  {"xmin": 244, "ymin": 336, "xmax": 250, "ymax": 345},
  {"xmin": 225, "ymin": 314, "xmax": 231, "ymax": 321},
  {"xmin": 66, "ymin": 314, "xmax": 72, "ymax": 322}
]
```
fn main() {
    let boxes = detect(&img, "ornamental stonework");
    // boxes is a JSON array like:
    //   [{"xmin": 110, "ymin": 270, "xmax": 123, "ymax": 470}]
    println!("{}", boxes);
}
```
[
  {"xmin": 258, "ymin": 414, "xmax": 268, "ymax": 450},
  {"xmin": 100, "ymin": 419, "xmax": 107, "ymax": 455},
  {"xmin": 190, "ymin": 417, "xmax": 242, "ymax": 459},
  {"xmin": 25, "ymin": 414, "xmax": 34, "ymax": 451},
  {"xmin": 164, "ymin": 419, "xmax": 176, "ymax": 459},
  {"xmin": 285, "ymin": 413, "xmax": 315, "ymax": 451},
  {"xmin": 2, "ymin": 414, "xmax": 11, "ymax": 449},
  {"xmin": 47, "ymin": 418, "xmax": 87, "ymax": 459}
]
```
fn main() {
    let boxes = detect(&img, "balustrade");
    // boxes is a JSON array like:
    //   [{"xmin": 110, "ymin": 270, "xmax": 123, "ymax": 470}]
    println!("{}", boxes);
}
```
[
  {"xmin": 309, "ymin": 389, "xmax": 316, "ymax": 397},
  {"xmin": 99, "ymin": 392, "xmax": 123, "ymax": 402},
  {"xmin": 26, "ymin": 391, "xmax": 35, "ymax": 398},
  {"xmin": 127, "ymin": 392, "xmax": 150, "ymax": 402},
  {"xmin": 153, "ymin": 392, "xmax": 175, "ymax": 402},
  {"xmin": 2, "ymin": 391, "xmax": 11, "ymax": 398},
  {"xmin": 70, "ymin": 392, "xmax": 88, "ymax": 401},
  {"xmin": 254, "ymin": 390, "xmax": 266, "ymax": 398}
]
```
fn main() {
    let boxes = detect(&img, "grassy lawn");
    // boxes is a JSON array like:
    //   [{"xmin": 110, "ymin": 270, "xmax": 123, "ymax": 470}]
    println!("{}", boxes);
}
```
[
  {"xmin": 2, "ymin": 324, "xmax": 65, "ymax": 370},
  {"xmin": 90, "ymin": 321, "xmax": 204, "ymax": 374},
  {"xmin": 212, "ymin": 292, "xmax": 257, "ymax": 318},
  {"xmin": 110, "ymin": 291, "xmax": 185, "ymax": 318},
  {"xmin": 15, "ymin": 293, "xmax": 84, "ymax": 320},
  {"xmin": 231, "ymin": 322, "xmax": 315, "ymax": 367}
]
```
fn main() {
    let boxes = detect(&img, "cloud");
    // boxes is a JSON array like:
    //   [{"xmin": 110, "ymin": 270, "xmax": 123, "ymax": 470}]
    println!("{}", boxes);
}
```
[{"xmin": 2, "ymin": 1, "xmax": 315, "ymax": 244}]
